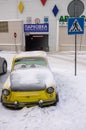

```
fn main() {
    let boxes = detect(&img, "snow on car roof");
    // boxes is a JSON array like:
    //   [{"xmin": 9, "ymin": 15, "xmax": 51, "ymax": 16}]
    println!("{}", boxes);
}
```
[{"xmin": 14, "ymin": 51, "xmax": 47, "ymax": 59}]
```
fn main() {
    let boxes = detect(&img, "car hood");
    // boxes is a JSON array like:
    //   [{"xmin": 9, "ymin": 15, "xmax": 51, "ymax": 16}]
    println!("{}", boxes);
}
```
[{"xmin": 10, "ymin": 67, "xmax": 56, "ymax": 91}]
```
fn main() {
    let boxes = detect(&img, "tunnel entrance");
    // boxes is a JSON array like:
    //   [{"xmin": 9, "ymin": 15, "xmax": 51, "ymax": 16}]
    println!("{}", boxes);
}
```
[{"xmin": 25, "ymin": 34, "xmax": 49, "ymax": 51}]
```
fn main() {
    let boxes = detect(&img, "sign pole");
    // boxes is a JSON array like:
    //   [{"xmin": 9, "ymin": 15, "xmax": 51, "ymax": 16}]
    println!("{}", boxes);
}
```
[
  {"xmin": 14, "ymin": 37, "xmax": 17, "ymax": 53},
  {"xmin": 75, "ymin": 34, "xmax": 77, "ymax": 76},
  {"xmin": 68, "ymin": 17, "xmax": 84, "ymax": 76},
  {"xmin": 67, "ymin": 0, "xmax": 84, "ymax": 76},
  {"xmin": 14, "ymin": 32, "xmax": 17, "ymax": 53}
]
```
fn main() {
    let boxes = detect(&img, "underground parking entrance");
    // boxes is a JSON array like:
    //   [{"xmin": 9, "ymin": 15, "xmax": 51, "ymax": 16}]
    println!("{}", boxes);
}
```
[{"xmin": 25, "ymin": 34, "xmax": 49, "ymax": 51}]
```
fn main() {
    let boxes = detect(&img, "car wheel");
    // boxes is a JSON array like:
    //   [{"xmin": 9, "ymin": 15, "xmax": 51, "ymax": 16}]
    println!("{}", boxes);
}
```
[
  {"xmin": 2, "ymin": 60, "xmax": 7, "ymax": 74},
  {"xmin": 0, "ymin": 96, "xmax": 3, "ymax": 102}
]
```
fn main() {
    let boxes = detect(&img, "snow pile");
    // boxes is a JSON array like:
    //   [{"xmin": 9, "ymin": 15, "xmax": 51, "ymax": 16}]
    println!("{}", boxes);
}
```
[
  {"xmin": 10, "ymin": 67, "xmax": 56, "ymax": 91},
  {"xmin": 0, "ymin": 51, "xmax": 86, "ymax": 130}
]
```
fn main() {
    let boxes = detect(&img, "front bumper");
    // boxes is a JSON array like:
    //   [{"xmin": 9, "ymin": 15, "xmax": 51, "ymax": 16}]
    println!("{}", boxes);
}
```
[
  {"xmin": 1, "ymin": 89, "xmax": 58, "ymax": 108},
  {"xmin": 2, "ymin": 99, "xmax": 56, "ymax": 108}
]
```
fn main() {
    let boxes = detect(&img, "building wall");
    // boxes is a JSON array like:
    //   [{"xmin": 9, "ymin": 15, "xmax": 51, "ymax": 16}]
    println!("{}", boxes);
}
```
[
  {"xmin": 0, "ymin": 20, "xmax": 23, "ymax": 51},
  {"xmin": 0, "ymin": 0, "xmax": 86, "ymax": 51},
  {"xmin": 59, "ymin": 26, "xmax": 86, "ymax": 51}
]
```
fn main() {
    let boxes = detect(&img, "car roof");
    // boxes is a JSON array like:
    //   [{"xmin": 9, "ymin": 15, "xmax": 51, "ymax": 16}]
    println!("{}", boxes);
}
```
[{"xmin": 14, "ymin": 51, "xmax": 47, "ymax": 59}]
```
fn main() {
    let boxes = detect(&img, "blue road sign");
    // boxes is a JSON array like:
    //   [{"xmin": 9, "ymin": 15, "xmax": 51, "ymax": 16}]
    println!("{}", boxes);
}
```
[
  {"xmin": 68, "ymin": 17, "xmax": 84, "ymax": 35},
  {"xmin": 24, "ymin": 24, "xmax": 49, "ymax": 32}
]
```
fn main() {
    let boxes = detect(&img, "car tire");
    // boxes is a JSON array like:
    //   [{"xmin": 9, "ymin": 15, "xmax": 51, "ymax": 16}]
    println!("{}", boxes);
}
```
[
  {"xmin": 2, "ymin": 60, "xmax": 7, "ymax": 74},
  {"xmin": 0, "ymin": 96, "xmax": 3, "ymax": 102}
]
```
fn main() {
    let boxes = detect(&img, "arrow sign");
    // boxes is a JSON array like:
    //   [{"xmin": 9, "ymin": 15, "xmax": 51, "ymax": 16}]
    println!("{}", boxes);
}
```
[{"xmin": 68, "ymin": 17, "xmax": 84, "ymax": 35}]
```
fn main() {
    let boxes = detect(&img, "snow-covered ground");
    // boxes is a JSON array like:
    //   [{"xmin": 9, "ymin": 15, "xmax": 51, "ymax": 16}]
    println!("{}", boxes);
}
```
[{"xmin": 0, "ymin": 51, "xmax": 86, "ymax": 130}]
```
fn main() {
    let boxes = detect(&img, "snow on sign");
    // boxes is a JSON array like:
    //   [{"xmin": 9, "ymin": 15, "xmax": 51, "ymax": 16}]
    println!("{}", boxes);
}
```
[{"xmin": 68, "ymin": 17, "xmax": 84, "ymax": 34}]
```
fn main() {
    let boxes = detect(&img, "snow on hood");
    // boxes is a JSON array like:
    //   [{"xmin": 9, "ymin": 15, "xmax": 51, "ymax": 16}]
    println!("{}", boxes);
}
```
[{"xmin": 10, "ymin": 67, "xmax": 56, "ymax": 91}]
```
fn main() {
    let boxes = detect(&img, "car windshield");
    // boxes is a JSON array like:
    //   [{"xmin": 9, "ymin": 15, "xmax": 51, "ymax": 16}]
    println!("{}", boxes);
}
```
[{"xmin": 14, "ymin": 57, "xmax": 47, "ymax": 70}]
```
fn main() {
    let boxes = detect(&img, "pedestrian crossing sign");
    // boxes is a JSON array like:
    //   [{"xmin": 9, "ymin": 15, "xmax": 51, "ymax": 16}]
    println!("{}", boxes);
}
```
[{"xmin": 68, "ymin": 17, "xmax": 84, "ymax": 35}]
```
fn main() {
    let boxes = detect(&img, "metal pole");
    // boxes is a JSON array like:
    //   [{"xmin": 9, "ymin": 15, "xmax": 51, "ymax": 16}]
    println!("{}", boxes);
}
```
[
  {"xmin": 75, "ymin": 34, "xmax": 77, "ymax": 76},
  {"xmin": 74, "ymin": 0, "xmax": 77, "ymax": 76},
  {"xmin": 15, "ymin": 37, "xmax": 17, "ymax": 53}
]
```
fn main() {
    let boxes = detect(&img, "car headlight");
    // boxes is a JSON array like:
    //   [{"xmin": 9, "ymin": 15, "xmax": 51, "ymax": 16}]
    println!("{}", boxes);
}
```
[
  {"xmin": 46, "ymin": 87, "xmax": 54, "ymax": 94},
  {"xmin": 2, "ymin": 89, "xmax": 10, "ymax": 96}
]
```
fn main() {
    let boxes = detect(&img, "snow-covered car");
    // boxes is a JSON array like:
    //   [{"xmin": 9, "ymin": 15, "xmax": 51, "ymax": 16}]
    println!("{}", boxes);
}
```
[
  {"xmin": 0, "ymin": 57, "xmax": 7, "ymax": 75},
  {"xmin": 1, "ymin": 51, "xmax": 59, "ymax": 108}
]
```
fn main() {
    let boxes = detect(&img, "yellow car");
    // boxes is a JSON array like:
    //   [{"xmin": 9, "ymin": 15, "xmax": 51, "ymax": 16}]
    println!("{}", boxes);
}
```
[{"xmin": 1, "ymin": 51, "xmax": 59, "ymax": 108}]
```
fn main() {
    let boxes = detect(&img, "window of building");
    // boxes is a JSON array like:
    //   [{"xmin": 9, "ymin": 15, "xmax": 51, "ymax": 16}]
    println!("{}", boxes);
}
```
[{"xmin": 0, "ymin": 22, "xmax": 8, "ymax": 32}]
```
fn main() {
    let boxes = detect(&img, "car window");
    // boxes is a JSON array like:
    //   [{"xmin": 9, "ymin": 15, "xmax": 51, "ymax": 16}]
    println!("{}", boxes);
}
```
[{"xmin": 14, "ymin": 58, "xmax": 47, "ymax": 70}]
